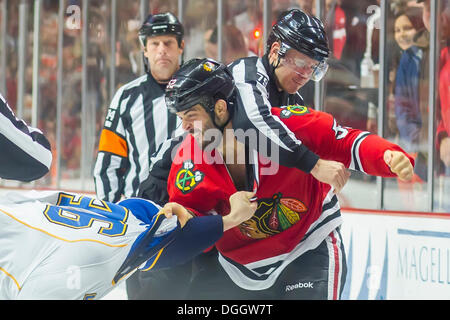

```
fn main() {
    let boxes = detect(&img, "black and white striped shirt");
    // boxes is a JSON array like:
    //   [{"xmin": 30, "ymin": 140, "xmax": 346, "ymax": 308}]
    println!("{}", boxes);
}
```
[
  {"xmin": 229, "ymin": 54, "xmax": 319, "ymax": 173},
  {"xmin": 137, "ymin": 55, "xmax": 321, "ymax": 205},
  {"xmin": 0, "ymin": 93, "xmax": 52, "ymax": 182},
  {"xmin": 94, "ymin": 74, "xmax": 182, "ymax": 203}
]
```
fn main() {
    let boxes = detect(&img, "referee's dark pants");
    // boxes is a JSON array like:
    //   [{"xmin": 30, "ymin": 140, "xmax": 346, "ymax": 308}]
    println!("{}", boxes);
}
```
[{"xmin": 187, "ymin": 229, "xmax": 347, "ymax": 300}]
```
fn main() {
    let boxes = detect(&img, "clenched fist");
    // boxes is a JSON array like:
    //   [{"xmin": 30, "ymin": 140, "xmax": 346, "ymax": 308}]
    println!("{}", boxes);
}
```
[{"xmin": 384, "ymin": 150, "xmax": 414, "ymax": 182}]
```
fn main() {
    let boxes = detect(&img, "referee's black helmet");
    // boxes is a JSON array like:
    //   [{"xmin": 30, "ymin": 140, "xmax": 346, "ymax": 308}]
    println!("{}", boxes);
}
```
[
  {"xmin": 139, "ymin": 12, "xmax": 184, "ymax": 47},
  {"xmin": 268, "ymin": 8, "xmax": 330, "ymax": 63}
]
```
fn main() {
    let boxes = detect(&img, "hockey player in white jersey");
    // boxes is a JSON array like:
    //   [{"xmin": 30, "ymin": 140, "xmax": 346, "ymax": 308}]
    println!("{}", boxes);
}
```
[{"xmin": 0, "ymin": 190, "xmax": 256, "ymax": 300}]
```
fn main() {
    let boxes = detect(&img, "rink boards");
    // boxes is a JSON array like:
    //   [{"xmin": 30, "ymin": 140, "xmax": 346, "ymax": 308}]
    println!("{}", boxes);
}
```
[
  {"xmin": 340, "ymin": 209, "xmax": 450, "ymax": 300},
  {"xmin": 1, "ymin": 187, "xmax": 449, "ymax": 299}
]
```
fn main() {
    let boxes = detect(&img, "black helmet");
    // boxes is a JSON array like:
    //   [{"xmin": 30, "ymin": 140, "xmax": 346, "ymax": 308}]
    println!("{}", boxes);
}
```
[
  {"xmin": 139, "ymin": 12, "xmax": 184, "ymax": 47},
  {"xmin": 165, "ymin": 58, "xmax": 235, "ymax": 114},
  {"xmin": 269, "ymin": 9, "xmax": 329, "ymax": 62},
  {"xmin": 268, "ymin": 9, "xmax": 330, "ymax": 81}
]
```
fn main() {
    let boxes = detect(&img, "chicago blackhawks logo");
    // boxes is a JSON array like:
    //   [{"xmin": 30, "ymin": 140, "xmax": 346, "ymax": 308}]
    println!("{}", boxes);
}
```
[
  {"xmin": 175, "ymin": 160, "xmax": 204, "ymax": 194},
  {"xmin": 280, "ymin": 105, "xmax": 310, "ymax": 119},
  {"xmin": 239, "ymin": 193, "xmax": 308, "ymax": 239}
]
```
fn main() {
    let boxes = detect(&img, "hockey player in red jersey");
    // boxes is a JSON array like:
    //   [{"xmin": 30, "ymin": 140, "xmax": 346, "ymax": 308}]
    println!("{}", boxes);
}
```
[{"xmin": 162, "ymin": 58, "xmax": 414, "ymax": 299}]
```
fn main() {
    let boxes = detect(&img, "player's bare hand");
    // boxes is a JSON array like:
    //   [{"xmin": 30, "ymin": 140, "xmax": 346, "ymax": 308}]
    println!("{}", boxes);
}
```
[
  {"xmin": 160, "ymin": 202, "xmax": 193, "ymax": 228},
  {"xmin": 223, "ymin": 191, "xmax": 258, "ymax": 231},
  {"xmin": 384, "ymin": 150, "xmax": 414, "ymax": 182},
  {"xmin": 310, "ymin": 159, "xmax": 350, "ymax": 193}
]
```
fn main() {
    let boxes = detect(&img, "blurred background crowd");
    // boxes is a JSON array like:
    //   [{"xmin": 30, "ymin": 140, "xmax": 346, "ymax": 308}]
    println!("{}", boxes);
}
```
[{"xmin": 0, "ymin": 0, "xmax": 449, "ymax": 213}]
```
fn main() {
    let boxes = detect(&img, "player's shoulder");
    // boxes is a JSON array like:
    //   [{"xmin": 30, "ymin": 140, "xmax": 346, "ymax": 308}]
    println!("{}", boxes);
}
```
[
  {"xmin": 118, "ymin": 198, "xmax": 161, "ymax": 225},
  {"xmin": 275, "ymin": 105, "xmax": 333, "ymax": 128}
]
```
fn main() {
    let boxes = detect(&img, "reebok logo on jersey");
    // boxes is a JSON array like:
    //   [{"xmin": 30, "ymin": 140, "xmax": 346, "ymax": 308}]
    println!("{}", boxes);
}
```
[{"xmin": 285, "ymin": 281, "xmax": 314, "ymax": 291}]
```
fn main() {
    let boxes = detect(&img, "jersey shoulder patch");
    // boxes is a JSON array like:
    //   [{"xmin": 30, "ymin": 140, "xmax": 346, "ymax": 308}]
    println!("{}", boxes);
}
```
[
  {"xmin": 174, "ymin": 159, "xmax": 204, "ymax": 194},
  {"xmin": 279, "ymin": 105, "xmax": 310, "ymax": 119}
]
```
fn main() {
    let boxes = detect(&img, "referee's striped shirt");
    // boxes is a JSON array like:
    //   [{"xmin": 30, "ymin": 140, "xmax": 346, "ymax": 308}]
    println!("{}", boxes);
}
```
[
  {"xmin": 94, "ymin": 74, "xmax": 182, "ymax": 203},
  {"xmin": 229, "ymin": 55, "xmax": 319, "ymax": 173},
  {"xmin": 0, "ymin": 93, "xmax": 52, "ymax": 182}
]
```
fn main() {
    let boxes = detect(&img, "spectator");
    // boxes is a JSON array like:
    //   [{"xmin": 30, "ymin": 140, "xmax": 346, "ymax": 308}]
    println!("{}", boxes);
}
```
[
  {"xmin": 394, "ymin": 1, "xmax": 433, "ymax": 185},
  {"xmin": 438, "ymin": 41, "xmax": 450, "ymax": 170},
  {"xmin": 436, "ymin": 2, "xmax": 450, "ymax": 201},
  {"xmin": 386, "ymin": 8, "xmax": 425, "ymax": 138},
  {"xmin": 392, "ymin": 0, "xmax": 450, "ymax": 210}
]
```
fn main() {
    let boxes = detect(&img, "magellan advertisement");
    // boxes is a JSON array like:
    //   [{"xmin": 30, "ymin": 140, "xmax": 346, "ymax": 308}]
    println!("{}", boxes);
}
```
[{"xmin": 341, "ymin": 210, "xmax": 450, "ymax": 300}]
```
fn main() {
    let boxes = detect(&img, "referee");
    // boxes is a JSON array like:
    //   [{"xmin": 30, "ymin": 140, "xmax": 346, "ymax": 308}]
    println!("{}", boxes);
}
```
[
  {"xmin": 93, "ymin": 12, "xmax": 188, "ymax": 300},
  {"xmin": 228, "ymin": 9, "xmax": 348, "ymax": 192},
  {"xmin": 0, "ymin": 93, "xmax": 52, "ymax": 182},
  {"xmin": 94, "ymin": 12, "xmax": 184, "ymax": 203}
]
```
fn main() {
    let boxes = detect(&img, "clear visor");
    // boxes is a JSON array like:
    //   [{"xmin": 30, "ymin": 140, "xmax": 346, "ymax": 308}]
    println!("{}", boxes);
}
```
[{"xmin": 281, "ymin": 56, "xmax": 328, "ymax": 82}]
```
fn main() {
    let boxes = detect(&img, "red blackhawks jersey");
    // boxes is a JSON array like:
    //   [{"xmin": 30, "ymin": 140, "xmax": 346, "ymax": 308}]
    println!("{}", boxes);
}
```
[{"xmin": 167, "ymin": 106, "xmax": 414, "ymax": 290}]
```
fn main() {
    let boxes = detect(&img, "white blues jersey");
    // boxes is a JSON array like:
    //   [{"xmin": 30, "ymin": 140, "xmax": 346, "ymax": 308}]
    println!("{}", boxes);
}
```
[{"xmin": 0, "ymin": 190, "xmax": 178, "ymax": 300}]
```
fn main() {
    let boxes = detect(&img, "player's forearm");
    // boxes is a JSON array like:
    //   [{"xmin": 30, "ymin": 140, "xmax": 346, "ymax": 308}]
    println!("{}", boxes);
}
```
[
  {"xmin": 359, "ymin": 134, "xmax": 415, "ymax": 177},
  {"xmin": 222, "ymin": 209, "xmax": 252, "ymax": 231},
  {"xmin": 141, "ymin": 215, "xmax": 224, "ymax": 270},
  {"xmin": 222, "ymin": 213, "xmax": 242, "ymax": 231}
]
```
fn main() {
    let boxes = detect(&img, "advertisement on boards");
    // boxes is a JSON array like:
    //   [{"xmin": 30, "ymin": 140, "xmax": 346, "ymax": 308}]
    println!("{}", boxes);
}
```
[{"xmin": 340, "ymin": 210, "xmax": 450, "ymax": 300}]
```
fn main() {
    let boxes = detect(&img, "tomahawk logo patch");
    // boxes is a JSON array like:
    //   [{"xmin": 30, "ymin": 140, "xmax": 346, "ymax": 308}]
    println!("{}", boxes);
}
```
[
  {"xmin": 280, "ymin": 105, "xmax": 310, "ymax": 119},
  {"xmin": 175, "ymin": 160, "xmax": 204, "ymax": 194}
]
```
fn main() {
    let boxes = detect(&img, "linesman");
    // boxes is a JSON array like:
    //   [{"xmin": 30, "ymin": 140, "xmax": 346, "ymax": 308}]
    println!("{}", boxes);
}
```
[{"xmin": 94, "ymin": 12, "xmax": 184, "ymax": 203}]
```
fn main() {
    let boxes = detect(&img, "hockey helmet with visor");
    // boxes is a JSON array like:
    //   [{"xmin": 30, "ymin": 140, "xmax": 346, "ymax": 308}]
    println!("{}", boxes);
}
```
[{"xmin": 270, "ymin": 9, "xmax": 330, "ymax": 81}]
